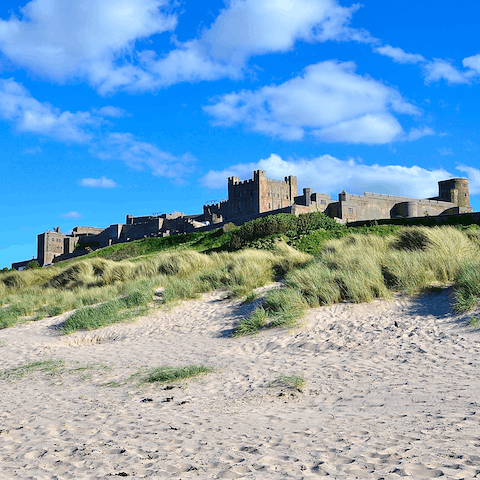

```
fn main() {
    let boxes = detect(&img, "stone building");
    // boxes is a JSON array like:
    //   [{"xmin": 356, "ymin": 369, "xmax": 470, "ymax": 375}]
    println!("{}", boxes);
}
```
[
  {"xmin": 31, "ymin": 211, "xmax": 211, "ymax": 266},
  {"xmin": 293, "ymin": 177, "xmax": 472, "ymax": 222},
  {"xmin": 14, "ymin": 171, "xmax": 473, "ymax": 269},
  {"xmin": 203, "ymin": 170, "xmax": 297, "ymax": 223},
  {"xmin": 37, "ymin": 227, "xmax": 66, "ymax": 266},
  {"xmin": 203, "ymin": 171, "xmax": 472, "ymax": 225}
]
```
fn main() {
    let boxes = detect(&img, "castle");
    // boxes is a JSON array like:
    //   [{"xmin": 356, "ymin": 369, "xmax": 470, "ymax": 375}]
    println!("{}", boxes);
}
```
[{"xmin": 11, "ymin": 171, "xmax": 472, "ymax": 269}]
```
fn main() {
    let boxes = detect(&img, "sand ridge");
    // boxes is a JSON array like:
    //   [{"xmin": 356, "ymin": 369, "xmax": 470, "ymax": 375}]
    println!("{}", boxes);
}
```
[{"xmin": 1, "ymin": 287, "xmax": 480, "ymax": 479}]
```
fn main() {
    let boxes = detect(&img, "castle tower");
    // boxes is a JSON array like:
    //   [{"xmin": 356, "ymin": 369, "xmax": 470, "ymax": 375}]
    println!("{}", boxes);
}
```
[
  {"xmin": 286, "ymin": 175, "xmax": 298, "ymax": 202},
  {"xmin": 255, "ymin": 170, "xmax": 269, "ymax": 212},
  {"xmin": 438, "ymin": 178, "xmax": 470, "ymax": 208},
  {"xmin": 37, "ymin": 230, "xmax": 66, "ymax": 266},
  {"xmin": 303, "ymin": 187, "xmax": 312, "ymax": 206}
]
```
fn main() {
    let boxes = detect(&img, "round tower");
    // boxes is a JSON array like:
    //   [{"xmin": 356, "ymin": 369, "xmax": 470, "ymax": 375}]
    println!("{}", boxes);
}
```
[{"xmin": 438, "ymin": 178, "xmax": 470, "ymax": 208}]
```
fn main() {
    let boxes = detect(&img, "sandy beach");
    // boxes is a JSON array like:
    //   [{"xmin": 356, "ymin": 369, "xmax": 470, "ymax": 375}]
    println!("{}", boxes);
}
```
[{"xmin": 1, "ymin": 287, "xmax": 480, "ymax": 479}]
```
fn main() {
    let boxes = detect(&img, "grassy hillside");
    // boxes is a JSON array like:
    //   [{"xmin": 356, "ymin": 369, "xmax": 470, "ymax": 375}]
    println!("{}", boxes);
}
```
[
  {"xmin": 74, "ymin": 227, "xmax": 235, "ymax": 262},
  {"xmin": 61, "ymin": 212, "xmax": 403, "ymax": 264},
  {"xmin": 2, "ymin": 212, "xmax": 480, "ymax": 334},
  {"xmin": 0, "ymin": 241, "xmax": 310, "ymax": 331}
]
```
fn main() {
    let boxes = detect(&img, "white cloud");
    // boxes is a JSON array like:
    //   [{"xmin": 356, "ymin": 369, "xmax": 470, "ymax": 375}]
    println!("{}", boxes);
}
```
[
  {"xmin": 201, "ymin": 153, "xmax": 455, "ymax": 200},
  {"xmin": 375, "ymin": 45, "xmax": 425, "ymax": 64},
  {"xmin": 0, "ymin": 0, "xmax": 177, "ymax": 93},
  {"xmin": 79, "ymin": 176, "xmax": 118, "ymax": 188},
  {"xmin": 423, "ymin": 59, "xmax": 470, "ymax": 85},
  {"xmin": 0, "ymin": 78, "xmax": 95, "ymax": 142},
  {"xmin": 93, "ymin": 106, "xmax": 129, "ymax": 118},
  {"xmin": 93, "ymin": 132, "xmax": 196, "ymax": 181},
  {"xmin": 463, "ymin": 54, "xmax": 480, "ymax": 76},
  {"xmin": 145, "ymin": 0, "xmax": 373, "ymax": 91},
  {"xmin": 0, "ymin": 77, "xmax": 195, "ymax": 181},
  {"xmin": 374, "ymin": 46, "xmax": 480, "ymax": 87},
  {"xmin": 313, "ymin": 114, "xmax": 404, "ymax": 144},
  {"xmin": 204, "ymin": 60, "xmax": 420, "ymax": 144},
  {"xmin": 59, "ymin": 211, "xmax": 83, "ymax": 219},
  {"xmin": 407, "ymin": 125, "xmax": 435, "ymax": 141},
  {"xmin": 200, "ymin": 0, "xmax": 364, "ymax": 63},
  {"xmin": 0, "ymin": 0, "xmax": 371, "ymax": 93}
]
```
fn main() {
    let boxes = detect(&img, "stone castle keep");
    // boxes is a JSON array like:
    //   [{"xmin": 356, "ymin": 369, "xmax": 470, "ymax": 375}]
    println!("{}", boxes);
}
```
[{"xmin": 12, "ymin": 171, "xmax": 472, "ymax": 269}]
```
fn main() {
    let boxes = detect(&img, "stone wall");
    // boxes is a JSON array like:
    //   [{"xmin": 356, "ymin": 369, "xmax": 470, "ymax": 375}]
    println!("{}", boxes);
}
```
[
  {"xmin": 72, "ymin": 226, "xmax": 105, "ymax": 235},
  {"xmin": 11, "ymin": 259, "xmax": 34, "ymax": 270},
  {"xmin": 333, "ymin": 190, "xmax": 471, "ymax": 222}
]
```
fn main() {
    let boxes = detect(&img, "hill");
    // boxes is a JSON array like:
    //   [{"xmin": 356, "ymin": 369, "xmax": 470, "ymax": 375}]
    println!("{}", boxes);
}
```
[{"xmin": 2, "ymin": 212, "xmax": 480, "ymax": 333}]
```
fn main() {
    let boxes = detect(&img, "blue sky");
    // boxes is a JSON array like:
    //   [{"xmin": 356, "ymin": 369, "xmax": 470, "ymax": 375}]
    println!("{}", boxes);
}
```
[{"xmin": 1, "ymin": 0, "xmax": 480, "ymax": 268}]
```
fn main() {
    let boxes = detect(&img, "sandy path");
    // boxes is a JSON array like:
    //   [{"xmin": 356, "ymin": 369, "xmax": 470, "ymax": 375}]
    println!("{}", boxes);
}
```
[{"xmin": 1, "ymin": 288, "xmax": 480, "ymax": 479}]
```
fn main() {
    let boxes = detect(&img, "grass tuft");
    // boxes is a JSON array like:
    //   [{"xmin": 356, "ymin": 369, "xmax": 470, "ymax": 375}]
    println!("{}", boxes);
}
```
[
  {"xmin": 1, "ymin": 359, "xmax": 65, "ymax": 379},
  {"xmin": 469, "ymin": 316, "xmax": 480, "ymax": 329},
  {"xmin": 269, "ymin": 374, "xmax": 306, "ymax": 391},
  {"xmin": 234, "ymin": 306, "xmax": 269, "ymax": 337},
  {"xmin": 141, "ymin": 365, "xmax": 214, "ymax": 384},
  {"xmin": 234, "ymin": 287, "xmax": 307, "ymax": 336},
  {"xmin": 263, "ymin": 287, "xmax": 308, "ymax": 327},
  {"xmin": 453, "ymin": 262, "xmax": 480, "ymax": 312}
]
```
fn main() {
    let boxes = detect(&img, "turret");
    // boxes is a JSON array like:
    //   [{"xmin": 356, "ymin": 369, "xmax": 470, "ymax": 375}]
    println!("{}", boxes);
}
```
[{"xmin": 438, "ymin": 178, "xmax": 470, "ymax": 208}]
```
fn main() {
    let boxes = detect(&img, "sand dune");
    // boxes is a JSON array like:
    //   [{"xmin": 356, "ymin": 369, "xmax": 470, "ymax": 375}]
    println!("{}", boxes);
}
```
[{"xmin": 1, "ymin": 287, "xmax": 480, "ymax": 479}]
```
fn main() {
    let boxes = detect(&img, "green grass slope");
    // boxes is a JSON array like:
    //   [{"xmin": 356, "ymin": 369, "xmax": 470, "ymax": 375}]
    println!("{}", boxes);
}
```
[{"xmin": 3, "ymin": 212, "xmax": 480, "ymax": 335}]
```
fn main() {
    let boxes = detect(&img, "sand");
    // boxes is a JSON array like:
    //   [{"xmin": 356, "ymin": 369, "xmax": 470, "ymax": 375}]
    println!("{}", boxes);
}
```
[{"xmin": 1, "ymin": 287, "xmax": 480, "ymax": 479}]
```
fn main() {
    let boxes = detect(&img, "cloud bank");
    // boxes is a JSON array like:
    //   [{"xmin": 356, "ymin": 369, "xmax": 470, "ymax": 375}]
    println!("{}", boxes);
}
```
[
  {"xmin": 201, "ymin": 153, "xmax": 465, "ymax": 199},
  {"xmin": 0, "ymin": 78, "xmax": 95, "ymax": 142},
  {"xmin": 92, "ymin": 133, "xmax": 196, "ymax": 180},
  {"xmin": 0, "ymin": 0, "xmax": 369, "ymax": 94},
  {"xmin": 0, "ymin": 77, "xmax": 195, "ymax": 181},
  {"xmin": 204, "ymin": 60, "xmax": 426, "ymax": 144},
  {"xmin": 0, "ymin": 0, "xmax": 177, "ymax": 94}
]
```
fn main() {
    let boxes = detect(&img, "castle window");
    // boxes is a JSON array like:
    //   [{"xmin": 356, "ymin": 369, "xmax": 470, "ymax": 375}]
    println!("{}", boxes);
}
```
[
  {"xmin": 268, "ymin": 203, "xmax": 271, "ymax": 209},
  {"xmin": 347, "ymin": 208, "xmax": 354, "ymax": 214},
  {"xmin": 321, "ymin": 200, "xmax": 326, "ymax": 205}
]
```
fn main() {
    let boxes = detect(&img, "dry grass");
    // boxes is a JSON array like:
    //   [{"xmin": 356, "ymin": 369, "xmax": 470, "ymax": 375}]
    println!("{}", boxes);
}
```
[
  {"xmin": 1, "ymin": 241, "xmax": 311, "ymax": 329},
  {"xmin": 238, "ymin": 226, "xmax": 480, "ymax": 335},
  {"xmin": 5, "ymin": 226, "xmax": 479, "ymax": 334}
]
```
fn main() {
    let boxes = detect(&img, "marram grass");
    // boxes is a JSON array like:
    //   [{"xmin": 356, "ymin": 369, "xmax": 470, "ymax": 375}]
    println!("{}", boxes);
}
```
[
  {"xmin": 4, "ymin": 226, "xmax": 480, "ymax": 334},
  {"xmin": 237, "ymin": 226, "xmax": 480, "ymax": 335},
  {"xmin": 61, "ymin": 290, "xmax": 152, "ymax": 334},
  {"xmin": 0, "ymin": 242, "xmax": 310, "ymax": 330}
]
